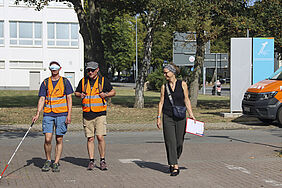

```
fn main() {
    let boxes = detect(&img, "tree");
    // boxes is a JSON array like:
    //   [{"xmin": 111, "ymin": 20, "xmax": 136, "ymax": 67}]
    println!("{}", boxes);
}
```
[
  {"xmin": 151, "ymin": 29, "xmax": 173, "ymax": 70},
  {"xmin": 251, "ymin": 0, "xmax": 281, "ymax": 58},
  {"xmin": 102, "ymin": 13, "xmax": 135, "ymax": 78},
  {"xmin": 176, "ymin": 0, "xmax": 250, "ymax": 107},
  {"xmin": 134, "ymin": 0, "xmax": 184, "ymax": 108},
  {"xmin": 17, "ymin": 0, "xmax": 131, "ymax": 76}
]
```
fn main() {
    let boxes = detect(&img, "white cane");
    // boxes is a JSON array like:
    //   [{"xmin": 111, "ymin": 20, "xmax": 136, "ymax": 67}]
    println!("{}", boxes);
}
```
[{"xmin": 0, "ymin": 122, "xmax": 34, "ymax": 179}]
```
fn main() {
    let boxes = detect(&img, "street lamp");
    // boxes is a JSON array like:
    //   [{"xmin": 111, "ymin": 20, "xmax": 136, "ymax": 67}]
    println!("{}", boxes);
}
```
[{"xmin": 135, "ymin": 14, "xmax": 138, "ymax": 83}]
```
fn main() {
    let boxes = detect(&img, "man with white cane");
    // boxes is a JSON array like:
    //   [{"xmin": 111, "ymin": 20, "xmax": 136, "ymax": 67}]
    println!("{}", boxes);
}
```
[{"xmin": 32, "ymin": 61, "xmax": 73, "ymax": 172}]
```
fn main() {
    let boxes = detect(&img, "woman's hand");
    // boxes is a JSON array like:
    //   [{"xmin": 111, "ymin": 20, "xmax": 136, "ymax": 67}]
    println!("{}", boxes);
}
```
[
  {"xmin": 190, "ymin": 114, "xmax": 196, "ymax": 120},
  {"xmin": 157, "ymin": 117, "xmax": 162, "ymax": 129}
]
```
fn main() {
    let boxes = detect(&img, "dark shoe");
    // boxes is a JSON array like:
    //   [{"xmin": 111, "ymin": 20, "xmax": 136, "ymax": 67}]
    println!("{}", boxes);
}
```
[
  {"xmin": 170, "ymin": 168, "xmax": 180, "ymax": 176},
  {"xmin": 52, "ymin": 163, "xmax": 60, "ymax": 172},
  {"xmin": 100, "ymin": 160, "xmax": 108, "ymax": 171},
  {"xmin": 87, "ymin": 161, "xmax": 95, "ymax": 170},
  {"xmin": 41, "ymin": 160, "xmax": 52, "ymax": 172}
]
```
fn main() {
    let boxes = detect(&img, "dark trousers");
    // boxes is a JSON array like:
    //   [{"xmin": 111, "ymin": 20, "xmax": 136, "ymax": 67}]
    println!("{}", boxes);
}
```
[{"xmin": 162, "ymin": 113, "xmax": 186, "ymax": 165}]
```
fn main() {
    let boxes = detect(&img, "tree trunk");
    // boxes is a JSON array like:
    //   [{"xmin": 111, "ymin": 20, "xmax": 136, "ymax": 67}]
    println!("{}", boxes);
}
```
[
  {"xmin": 134, "ymin": 25, "xmax": 154, "ymax": 108},
  {"xmin": 189, "ymin": 30, "xmax": 206, "ymax": 107},
  {"xmin": 71, "ymin": 0, "xmax": 107, "ymax": 76}
]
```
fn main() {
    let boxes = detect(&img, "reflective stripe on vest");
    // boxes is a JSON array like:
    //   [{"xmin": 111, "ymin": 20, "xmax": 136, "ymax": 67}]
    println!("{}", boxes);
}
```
[
  {"xmin": 82, "ymin": 76, "xmax": 107, "ymax": 112},
  {"xmin": 44, "ymin": 77, "xmax": 68, "ymax": 113}
]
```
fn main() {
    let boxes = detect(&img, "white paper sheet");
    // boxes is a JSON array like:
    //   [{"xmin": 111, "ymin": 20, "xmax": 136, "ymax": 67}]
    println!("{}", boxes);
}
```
[{"xmin": 186, "ymin": 118, "xmax": 204, "ymax": 136}]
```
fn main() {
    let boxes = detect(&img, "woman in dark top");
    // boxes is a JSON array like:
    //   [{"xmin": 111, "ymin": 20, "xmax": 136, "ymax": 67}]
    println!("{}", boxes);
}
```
[{"xmin": 157, "ymin": 64, "xmax": 195, "ymax": 176}]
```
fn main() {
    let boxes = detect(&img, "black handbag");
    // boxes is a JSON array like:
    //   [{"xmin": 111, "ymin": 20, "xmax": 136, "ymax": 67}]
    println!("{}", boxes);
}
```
[{"xmin": 165, "ymin": 83, "xmax": 186, "ymax": 119}]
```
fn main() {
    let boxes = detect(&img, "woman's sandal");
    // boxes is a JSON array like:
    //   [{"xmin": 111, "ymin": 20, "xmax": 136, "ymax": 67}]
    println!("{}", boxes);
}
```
[{"xmin": 170, "ymin": 168, "xmax": 180, "ymax": 176}]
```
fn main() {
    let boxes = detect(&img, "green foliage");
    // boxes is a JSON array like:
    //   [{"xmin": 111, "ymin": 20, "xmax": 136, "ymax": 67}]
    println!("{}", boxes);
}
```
[
  {"xmin": 251, "ymin": 0, "xmax": 281, "ymax": 52},
  {"xmin": 101, "ymin": 13, "xmax": 135, "ymax": 75},
  {"xmin": 151, "ymin": 29, "xmax": 173, "ymax": 69},
  {"xmin": 147, "ymin": 68, "xmax": 166, "ymax": 91}
]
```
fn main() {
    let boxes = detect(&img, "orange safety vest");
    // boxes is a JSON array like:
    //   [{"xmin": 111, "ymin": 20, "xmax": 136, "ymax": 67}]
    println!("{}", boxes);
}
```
[
  {"xmin": 44, "ymin": 77, "xmax": 68, "ymax": 113},
  {"xmin": 81, "ymin": 76, "xmax": 107, "ymax": 112}
]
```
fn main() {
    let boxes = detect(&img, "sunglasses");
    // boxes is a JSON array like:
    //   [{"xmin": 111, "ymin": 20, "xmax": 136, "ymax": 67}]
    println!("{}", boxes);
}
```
[{"xmin": 87, "ymin": 69, "xmax": 97, "ymax": 73}]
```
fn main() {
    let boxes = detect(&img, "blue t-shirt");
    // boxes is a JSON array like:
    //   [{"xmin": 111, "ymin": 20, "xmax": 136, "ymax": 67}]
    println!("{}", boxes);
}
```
[{"xmin": 38, "ymin": 77, "xmax": 74, "ymax": 117}]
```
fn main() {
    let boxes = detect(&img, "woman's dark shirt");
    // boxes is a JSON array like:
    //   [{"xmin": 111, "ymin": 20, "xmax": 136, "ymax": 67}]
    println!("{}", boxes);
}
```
[{"xmin": 163, "ymin": 80, "xmax": 185, "ymax": 117}]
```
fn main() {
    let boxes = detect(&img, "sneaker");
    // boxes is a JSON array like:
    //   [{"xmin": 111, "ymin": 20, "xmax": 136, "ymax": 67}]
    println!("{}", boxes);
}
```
[
  {"xmin": 87, "ymin": 161, "xmax": 95, "ymax": 170},
  {"xmin": 100, "ymin": 160, "xmax": 108, "ymax": 171},
  {"xmin": 41, "ymin": 160, "xmax": 52, "ymax": 172},
  {"xmin": 52, "ymin": 163, "xmax": 60, "ymax": 172}
]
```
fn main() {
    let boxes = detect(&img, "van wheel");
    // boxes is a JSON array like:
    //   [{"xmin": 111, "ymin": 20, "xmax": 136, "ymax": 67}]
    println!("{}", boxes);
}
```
[
  {"xmin": 258, "ymin": 118, "xmax": 273, "ymax": 124},
  {"xmin": 277, "ymin": 107, "xmax": 282, "ymax": 128}
]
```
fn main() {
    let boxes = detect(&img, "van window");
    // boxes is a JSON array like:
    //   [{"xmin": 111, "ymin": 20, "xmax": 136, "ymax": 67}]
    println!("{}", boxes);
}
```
[{"xmin": 269, "ymin": 67, "xmax": 282, "ymax": 80}]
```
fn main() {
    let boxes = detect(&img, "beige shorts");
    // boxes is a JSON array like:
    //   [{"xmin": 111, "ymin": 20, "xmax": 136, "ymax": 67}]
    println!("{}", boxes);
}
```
[{"xmin": 83, "ymin": 116, "xmax": 107, "ymax": 137}]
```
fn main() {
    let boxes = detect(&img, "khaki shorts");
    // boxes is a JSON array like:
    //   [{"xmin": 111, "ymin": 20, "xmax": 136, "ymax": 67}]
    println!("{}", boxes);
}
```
[{"xmin": 83, "ymin": 116, "xmax": 107, "ymax": 137}]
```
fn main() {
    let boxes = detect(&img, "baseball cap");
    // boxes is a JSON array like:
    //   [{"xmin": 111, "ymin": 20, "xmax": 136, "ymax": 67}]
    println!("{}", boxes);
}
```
[{"xmin": 86, "ymin": 61, "xmax": 99, "ymax": 70}]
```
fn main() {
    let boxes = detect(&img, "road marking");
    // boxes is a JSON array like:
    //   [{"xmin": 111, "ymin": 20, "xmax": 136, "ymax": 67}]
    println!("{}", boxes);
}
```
[
  {"xmin": 225, "ymin": 164, "xmax": 251, "ymax": 174},
  {"xmin": 119, "ymin": 159, "xmax": 142, "ymax": 164},
  {"xmin": 64, "ymin": 180, "xmax": 76, "ymax": 183},
  {"xmin": 263, "ymin": 179, "xmax": 282, "ymax": 187}
]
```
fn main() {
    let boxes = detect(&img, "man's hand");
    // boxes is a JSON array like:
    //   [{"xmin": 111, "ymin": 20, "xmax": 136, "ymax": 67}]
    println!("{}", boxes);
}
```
[
  {"xmin": 80, "ymin": 92, "xmax": 86, "ymax": 99},
  {"xmin": 65, "ymin": 115, "xmax": 71, "ymax": 124},
  {"xmin": 99, "ymin": 92, "xmax": 108, "ymax": 99},
  {"xmin": 32, "ymin": 114, "xmax": 39, "ymax": 123}
]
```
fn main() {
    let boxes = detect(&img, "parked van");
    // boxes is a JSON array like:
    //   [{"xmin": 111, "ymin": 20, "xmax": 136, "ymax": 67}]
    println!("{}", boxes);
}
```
[{"xmin": 242, "ymin": 67, "xmax": 282, "ymax": 126}]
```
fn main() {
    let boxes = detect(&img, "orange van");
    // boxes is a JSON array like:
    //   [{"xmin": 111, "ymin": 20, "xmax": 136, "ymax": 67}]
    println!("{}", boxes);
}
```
[{"xmin": 242, "ymin": 67, "xmax": 282, "ymax": 127}]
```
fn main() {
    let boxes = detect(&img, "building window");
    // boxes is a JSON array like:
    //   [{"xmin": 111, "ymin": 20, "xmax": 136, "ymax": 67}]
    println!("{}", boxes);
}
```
[
  {"xmin": 0, "ymin": 61, "xmax": 4, "ymax": 69},
  {"xmin": 0, "ymin": 21, "xmax": 3, "ymax": 46},
  {"xmin": 0, "ymin": 0, "xmax": 3, "ymax": 5},
  {"xmin": 47, "ymin": 22, "xmax": 78, "ymax": 47},
  {"xmin": 9, "ymin": 61, "xmax": 43, "ymax": 69},
  {"xmin": 9, "ymin": 21, "xmax": 42, "ymax": 46}
]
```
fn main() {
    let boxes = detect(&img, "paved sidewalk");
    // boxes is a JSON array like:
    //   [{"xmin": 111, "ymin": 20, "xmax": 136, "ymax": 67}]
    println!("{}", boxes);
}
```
[{"xmin": 0, "ymin": 128, "xmax": 281, "ymax": 188}]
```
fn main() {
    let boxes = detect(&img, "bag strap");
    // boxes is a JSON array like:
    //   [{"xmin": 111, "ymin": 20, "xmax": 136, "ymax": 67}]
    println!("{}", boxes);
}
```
[
  {"xmin": 165, "ymin": 83, "xmax": 175, "ymax": 107},
  {"xmin": 98, "ymin": 75, "xmax": 105, "ymax": 105},
  {"xmin": 44, "ymin": 77, "xmax": 67, "ymax": 94}
]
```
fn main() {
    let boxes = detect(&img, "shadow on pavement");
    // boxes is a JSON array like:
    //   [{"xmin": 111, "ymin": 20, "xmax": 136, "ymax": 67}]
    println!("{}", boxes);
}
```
[
  {"xmin": 0, "ymin": 131, "xmax": 42, "ymax": 139},
  {"xmin": 4, "ymin": 157, "xmax": 44, "ymax": 178},
  {"xmin": 133, "ymin": 160, "xmax": 187, "ymax": 174},
  {"xmin": 208, "ymin": 136, "xmax": 282, "ymax": 150},
  {"xmin": 61, "ymin": 157, "xmax": 89, "ymax": 168},
  {"xmin": 232, "ymin": 116, "xmax": 282, "ymax": 128}
]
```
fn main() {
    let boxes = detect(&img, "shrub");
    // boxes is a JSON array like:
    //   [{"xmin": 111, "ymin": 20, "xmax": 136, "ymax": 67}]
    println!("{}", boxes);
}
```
[{"xmin": 147, "ymin": 68, "xmax": 166, "ymax": 91}]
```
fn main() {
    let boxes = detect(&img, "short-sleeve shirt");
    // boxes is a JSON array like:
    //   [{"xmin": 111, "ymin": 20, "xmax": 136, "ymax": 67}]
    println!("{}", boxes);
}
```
[
  {"xmin": 38, "ymin": 77, "xmax": 74, "ymax": 117},
  {"xmin": 75, "ymin": 76, "xmax": 113, "ymax": 120}
]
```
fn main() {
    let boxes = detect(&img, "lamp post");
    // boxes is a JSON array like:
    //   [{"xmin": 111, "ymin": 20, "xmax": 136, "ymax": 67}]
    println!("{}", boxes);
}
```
[{"xmin": 135, "ymin": 15, "xmax": 138, "ymax": 83}]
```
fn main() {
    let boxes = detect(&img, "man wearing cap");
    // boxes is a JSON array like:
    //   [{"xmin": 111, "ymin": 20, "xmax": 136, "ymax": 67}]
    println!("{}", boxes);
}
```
[
  {"xmin": 32, "ymin": 61, "xmax": 73, "ymax": 172},
  {"xmin": 75, "ymin": 61, "xmax": 115, "ymax": 171}
]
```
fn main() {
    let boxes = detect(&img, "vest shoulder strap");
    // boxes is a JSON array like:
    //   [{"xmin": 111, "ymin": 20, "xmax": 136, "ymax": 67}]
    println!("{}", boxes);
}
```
[
  {"xmin": 83, "ymin": 77, "xmax": 89, "ymax": 93},
  {"xmin": 44, "ymin": 77, "xmax": 67, "ymax": 93}
]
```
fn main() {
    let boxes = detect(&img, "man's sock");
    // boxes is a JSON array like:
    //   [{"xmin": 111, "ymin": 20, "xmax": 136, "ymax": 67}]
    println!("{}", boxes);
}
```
[
  {"xmin": 90, "ymin": 159, "xmax": 94, "ymax": 162},
  {"xmin": 100, "ymin": 158, "xmax": 105, "ymax": 161}
]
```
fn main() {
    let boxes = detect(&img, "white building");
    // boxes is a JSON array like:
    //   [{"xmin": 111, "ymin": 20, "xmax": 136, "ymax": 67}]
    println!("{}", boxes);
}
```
[{"xmin": 0, "ymin": 0, "xmax": 84, "ymax": 90}]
